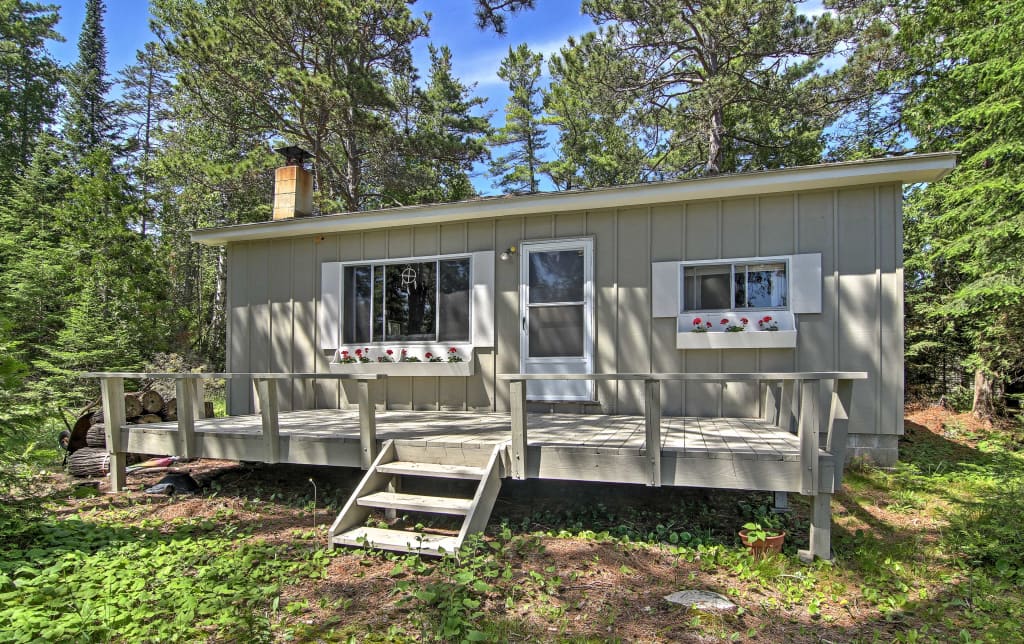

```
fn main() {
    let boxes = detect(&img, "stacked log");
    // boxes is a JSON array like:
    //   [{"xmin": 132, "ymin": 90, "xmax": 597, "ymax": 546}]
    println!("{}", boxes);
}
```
[{"xmin": 66, "ymin": 389, "xmax": 213, "ymax": 478}]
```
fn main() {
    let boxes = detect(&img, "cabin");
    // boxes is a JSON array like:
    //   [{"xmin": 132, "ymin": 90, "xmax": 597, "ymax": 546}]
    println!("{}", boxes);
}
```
[{"xmin": 86, "ymin": 152, "xmax": 955, "ymax": 560}]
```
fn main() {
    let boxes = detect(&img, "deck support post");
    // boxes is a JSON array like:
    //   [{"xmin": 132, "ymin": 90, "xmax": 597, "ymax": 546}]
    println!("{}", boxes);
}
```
[
  {"xmin": 644, "ymin": 379, "xmax": 661, "ymax": 487},
  {"xmin": 826, "ymin": 379, "xmax": 854, "ymax": 488},
  {"xmin": 254, "ymin": 378, "xmax": 280, "ymax": 464},
  {"xmin": 797, "ymin": 379, "xmax": 820, "ymax": 496},
  {"xmin": 357, "ymin": 378, "xmax": 377, "ymax": 469},
  {"xmin": 99, "ymin": 377, "xmax": 127, "ymax": 492},
  {"xmin": 800, "ymin": 493, "xmax": 832, "ymax": 562},
  {"xmin": 175, "ymin": 378, "xmax": 198, "ymax": 459},
  {"xmin": 778, "ymin": 380, "xmax": 795, "ymax": 432},
  {"xmin": 509, "ymin": 379, "xmax": 527, "ymax": 480}
]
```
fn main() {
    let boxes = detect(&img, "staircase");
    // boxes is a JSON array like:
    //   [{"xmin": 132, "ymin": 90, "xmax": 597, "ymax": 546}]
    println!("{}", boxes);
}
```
[{"xmin": 329, "ymin": 440, "xmax": 506, "ymax": 556}]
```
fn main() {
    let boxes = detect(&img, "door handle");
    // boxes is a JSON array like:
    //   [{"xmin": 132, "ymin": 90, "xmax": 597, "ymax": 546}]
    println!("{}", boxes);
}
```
[{"xmin": 522, "ymin": 316, "xmax": 526, "ymax": 331}]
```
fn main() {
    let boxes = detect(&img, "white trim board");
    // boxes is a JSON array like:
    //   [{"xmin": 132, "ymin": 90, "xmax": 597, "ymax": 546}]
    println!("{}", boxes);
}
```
[{"xmin": 192, "ymin": 154, "xmax": 956, "ymax": 245}]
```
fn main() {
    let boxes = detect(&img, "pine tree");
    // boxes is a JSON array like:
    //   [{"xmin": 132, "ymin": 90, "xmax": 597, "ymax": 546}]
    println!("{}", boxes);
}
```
[
  {"xmin": 0, "ymin": 0, "xmax": 62, "ymax": 181},
  {"xmin": 898, "ymin": 0, "xmax": 1024, "ymax": 416},
  {"xmin": 579, "ymin": 0, "xmax": 844, "ymax": 176},
  {"xmin": 66, "ymin": 0, "xmax": 112, "ymax": 154},
  {"xmin": 489, "ymin": 44, "xmax": 546, "ymax": 193}
]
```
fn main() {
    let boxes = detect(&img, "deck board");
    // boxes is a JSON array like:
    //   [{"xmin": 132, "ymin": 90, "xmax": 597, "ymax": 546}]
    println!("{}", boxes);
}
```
[{"xmin": 128, "ymin": 409, "xmax": 807, "ymax": 461}]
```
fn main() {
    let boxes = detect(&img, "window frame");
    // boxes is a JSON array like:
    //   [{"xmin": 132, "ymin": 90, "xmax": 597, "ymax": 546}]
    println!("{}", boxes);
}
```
[
  {"xmin": 679, "ymin": 255, "xmax": 791, "ymax": 314},
  {"xmin": 340, "ymin": 252, "xmax": 474, "ymax": 345}
]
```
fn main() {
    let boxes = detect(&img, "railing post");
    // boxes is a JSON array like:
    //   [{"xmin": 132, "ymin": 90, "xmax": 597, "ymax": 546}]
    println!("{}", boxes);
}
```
[
  {"xmin": 826, "ymin": 379, "xmax": 854, "ymax": 488},
  {"xmin": 761, "ymin": 381, "xmax": 776, "ymax": 425},
  {"xmin": 254, "ymin": 378, "xmax": 280, "ymax": 464},
  {"xmin": 356, "ymin": 378, "xmax": 377, "ymax": 469},
  {"xmin": 797, "ymin": 379, "xmax": 820, "ymax": 496},
  {"xmin": 99, "ymin": 377, "xmax": 127, "ymax": 492},
  {"xmin": 778, "ymin": 379, "xmax": 795, "ymax": 432},
  {"xmin": 175, "ymin": 377, "xmax": 197, "ymax": 460},
  {"xmin": 193, "ymin": 378, "xmax": 206, "ymax": 419},
  {"xmin": 509, "ymin": 379, "xmax": 527, "ymax": 480},
  {"xmin": 644, "ymin": 378, "xmax": 662, "ymax": 487}
]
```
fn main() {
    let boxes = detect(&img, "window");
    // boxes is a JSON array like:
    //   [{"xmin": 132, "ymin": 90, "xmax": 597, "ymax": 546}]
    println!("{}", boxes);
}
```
[
  {"xmin": 682, "ymin": 261, "xmax": 787, "ymax": 312},
  {"xmin": 343, "ymin": 257, "xmax": 471, "ymax": 344}
]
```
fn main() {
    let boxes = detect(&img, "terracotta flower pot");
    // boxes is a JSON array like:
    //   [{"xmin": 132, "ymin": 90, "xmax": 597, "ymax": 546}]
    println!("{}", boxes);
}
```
[{"xmin": 739, "ymin": 529, "xmax": 786, "ymax": 558}]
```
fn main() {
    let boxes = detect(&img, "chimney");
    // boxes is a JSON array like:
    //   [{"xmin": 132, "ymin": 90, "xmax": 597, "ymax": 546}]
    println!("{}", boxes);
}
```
[{"xmin": 273, "ymin": 145, "xmax": 314, "ymax": 220}]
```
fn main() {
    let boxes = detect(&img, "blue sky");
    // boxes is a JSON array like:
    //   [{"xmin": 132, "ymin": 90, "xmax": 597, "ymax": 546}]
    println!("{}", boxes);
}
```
[{"xmin": 50, "ymin": 1, "xmax": 826, "ymax": 195}]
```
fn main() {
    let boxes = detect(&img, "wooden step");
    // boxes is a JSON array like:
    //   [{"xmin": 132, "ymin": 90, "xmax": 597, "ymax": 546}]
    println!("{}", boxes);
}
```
[
  {"xmin": 376, "ymin": 461, "xmax": 485, "ymax": 480},
  {"xmin": 333, "ymin": 526, "xmax": 459, "ymax": 555},
  {"xmin": 357, "ymin": 491, "xmax": 472, "ymax": 515}
]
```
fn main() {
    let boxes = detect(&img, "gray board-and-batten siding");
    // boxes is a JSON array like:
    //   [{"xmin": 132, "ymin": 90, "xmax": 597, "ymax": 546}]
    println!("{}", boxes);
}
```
[{"xmin": 223, "ymin": 184, "xmax": 903, "ymax": 465}]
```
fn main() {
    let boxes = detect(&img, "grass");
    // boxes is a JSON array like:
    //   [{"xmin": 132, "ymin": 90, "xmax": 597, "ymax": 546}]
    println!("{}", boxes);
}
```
[{"xmin": 0, "ymin": 406, "xmax": 1021, "ymax": 642}]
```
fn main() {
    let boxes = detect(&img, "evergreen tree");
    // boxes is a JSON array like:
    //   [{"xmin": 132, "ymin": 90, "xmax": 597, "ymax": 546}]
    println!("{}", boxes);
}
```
[
  {"xmin": 898, "ymin": 0, "xmax": 1024, "ymax": 415},
  {"xmin": 489, "ymin": 44, "xmax": 546, "ymax": 193},
  {"xmin": 0, "ymin": 0, "xmax": 62, "ymax": 181},
  {"xmin": 153, "ymin": 0, "xmax": 430, "ymax": 212},
  {"xmin": 543, "ymin": 33, "xmax": 654, "ymax": 189},
  {"xmin": 66, "ymin": 0, "xmax": 112, "ymax": 154},
  {"xmin": 579, "ymin": 0, "xmax": 845, "ymax": 176}
]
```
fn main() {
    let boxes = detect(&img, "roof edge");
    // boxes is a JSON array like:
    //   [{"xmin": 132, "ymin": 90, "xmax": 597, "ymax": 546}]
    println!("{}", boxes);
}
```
[{"xmin": 192, "ymin": 153, "xmax": 957, "ymax": 246}]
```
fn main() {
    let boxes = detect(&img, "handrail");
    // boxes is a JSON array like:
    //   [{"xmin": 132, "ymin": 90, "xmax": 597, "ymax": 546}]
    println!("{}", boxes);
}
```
[
  {"xmin": 499, "ymin": 372, "xmax": 861, "ymax": 495},
  {"xmin": 80, "ymin": 371, "xmax": 385, "ymax": 491},
  {"xmin": 81, "ymin": 371, "xmax": 384, "ymax": 380},
  {"xmin": 497, "ymin": 371, "xmax": 867, "ymax": 381}
]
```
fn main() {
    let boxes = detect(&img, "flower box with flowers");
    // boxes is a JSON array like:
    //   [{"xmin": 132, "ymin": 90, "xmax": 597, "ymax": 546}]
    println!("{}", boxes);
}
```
[
  {"xmin": 329, "ymin": 346, "xmax": 474, "ymax": 376},
  {"xmin": 676, "ymin": 312, "xmax": 797, "ymax": 349}
]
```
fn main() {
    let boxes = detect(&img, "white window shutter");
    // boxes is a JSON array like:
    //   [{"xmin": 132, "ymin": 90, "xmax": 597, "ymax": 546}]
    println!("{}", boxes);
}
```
[
  {"xmin": 790, "ymin": 253, "xmax": 822, "ymax": 314},
  {"xmin": 651, "ymin": 261, "xmax": 680, "ymax": 318},
  {"xmin": 471, "ymin": 251, "xmax": 495, "ymax": 347},
  {"xmin": 319, "ymin": 262, "xmax": 343, "ymax": 350}
]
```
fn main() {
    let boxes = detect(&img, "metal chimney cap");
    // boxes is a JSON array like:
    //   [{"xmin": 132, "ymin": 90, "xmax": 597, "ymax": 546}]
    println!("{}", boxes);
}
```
[{"xmin": 274, "ymin": 145, "xmax": 314, "ymax": 166}]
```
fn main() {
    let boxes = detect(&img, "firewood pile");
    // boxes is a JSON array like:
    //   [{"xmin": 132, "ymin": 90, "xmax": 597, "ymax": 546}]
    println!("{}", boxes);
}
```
[{"xmin": 66, "ymin": 389, "xmax": 184, "ymax": 477}]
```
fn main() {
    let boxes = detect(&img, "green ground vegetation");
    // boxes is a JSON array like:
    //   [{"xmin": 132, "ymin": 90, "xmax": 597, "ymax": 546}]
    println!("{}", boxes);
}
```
[{"xmin": 1, "ymin": 410, "xmax": 1021, "ymax": 642}]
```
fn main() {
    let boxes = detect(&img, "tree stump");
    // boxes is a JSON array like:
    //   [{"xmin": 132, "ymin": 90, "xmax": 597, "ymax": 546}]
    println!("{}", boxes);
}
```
[
  {"xmin": 86, "ymin": 424, "xmax": 106, "ymax": 448},
  {"xmin": 67, "ymin": 447, "xmax": 110, "ymax": 477},
  {"xmin": 139, "ymin": 390, "xmax": 164, "ymax": 414}
]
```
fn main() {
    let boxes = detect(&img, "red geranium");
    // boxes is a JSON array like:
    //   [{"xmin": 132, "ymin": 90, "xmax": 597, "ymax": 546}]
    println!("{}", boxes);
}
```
[
  {"xmin": 354, "ymin": 349, "xmax": 362, "ymax": 356},
  {"xmin": 720, "ymin": 318, "xmax": 729, "ymax": 325},
  {"xmin": 740, "ymin": 317, "xmax": 749, "ymax": 325},
  {"xmin": 693, "ymin": 317, "xmax": 703, "ymax": 325},
  {"xmin": 705, "ymin": 321, "xmax": 712, "ymax": 328},
  {"xmin": 425, "ymin": 352, "xmax": 432, "ymax": 359},
  {"xmin": 386, "ymin": 349, "xmax": 393, "ymax": 355}
]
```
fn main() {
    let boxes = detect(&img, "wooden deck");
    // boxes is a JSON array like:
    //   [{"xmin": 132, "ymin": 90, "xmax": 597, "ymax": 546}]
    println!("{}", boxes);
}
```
[
  {"xmin": 123, "ymin": 410, "xmax": 828, "ymax": 492},
  {"xmin": 85, "ymin": 370, "xmax": 866, "ymax": 560}
]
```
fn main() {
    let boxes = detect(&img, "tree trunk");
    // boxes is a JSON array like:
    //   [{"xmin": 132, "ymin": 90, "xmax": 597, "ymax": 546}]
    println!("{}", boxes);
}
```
[
  {"xmin": 140, "ymin": 390, "xmax": 164, "ymax": 414},
  {"xmin": 124, "ymin": 393, "xmax": 143, "ymax": 419},
  {"xmin": 68, "ymin": 447, "xmax": 110, "ymax": 477},
  {"xmin": 972, "ymin": 368, "xmax": 995, "ymax": 418},
  {"xmin": 86, "ymin": 423, "xmax": 106, "ymax": 448},
  {"xmin": 162, "ymin": 397, "xmax": 177, "ymax": 421}
]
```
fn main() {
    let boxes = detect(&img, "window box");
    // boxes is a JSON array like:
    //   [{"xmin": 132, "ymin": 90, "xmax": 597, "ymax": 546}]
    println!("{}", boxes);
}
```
[
  {"xmin": 676, "ymin": 312, "xmax": 797, "ymax": 349},
  {"xmin": 328, "ymin": 360, "xmax": 475, "ymax": 377}
]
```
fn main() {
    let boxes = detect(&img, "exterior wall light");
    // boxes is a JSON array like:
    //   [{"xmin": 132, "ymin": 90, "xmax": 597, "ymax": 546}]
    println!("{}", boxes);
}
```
[{"xmin": 499, "ymin": 246, "xmax": 517, "ymax": 261}]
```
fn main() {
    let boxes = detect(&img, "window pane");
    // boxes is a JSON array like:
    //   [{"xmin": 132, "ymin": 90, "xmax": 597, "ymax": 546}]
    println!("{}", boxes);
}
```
[
  {"xmin": 529, "ymin": 250, "xmax": 584, "ymax": 303},
  {"xmin": 529, "ymin": 305, "xmax": 584, "ymax": 357},
  {"xmin": 343, "ymin": 266, "xmax": 372, "ymax": 344},
  {"xmin": 438, "ymin": 259, "xmax": 471, "ymax": 341},
  {"xmin": 741, "ymin": 263, "xmax": 786, "ymax": 308},
  {"xmin": 682, "ymin": 264, "xmax": 731, "ymax": 311},
  {"xmin": 384, "ymin": 262, "xmax": 436, "ymax": 341},
  {"xmin": 373, "ymin": 266, "xmax": 384, "ymax": 341}
]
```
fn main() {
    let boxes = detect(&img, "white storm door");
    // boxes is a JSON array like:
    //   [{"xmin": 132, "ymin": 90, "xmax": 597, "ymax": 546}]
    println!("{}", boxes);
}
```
[{"xmin": 520, "ymin": 239, "xmax": 594, "ymax": 401}]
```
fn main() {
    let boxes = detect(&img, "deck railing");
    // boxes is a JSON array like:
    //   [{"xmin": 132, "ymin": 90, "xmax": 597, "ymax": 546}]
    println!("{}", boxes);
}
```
[
  {"xmin": 81, "ymin": 372, "xmax": 385, "ymax": 491},
  {"xmin": 496, "ymin": 372, "xmax": 867, "ymax": 491}
]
